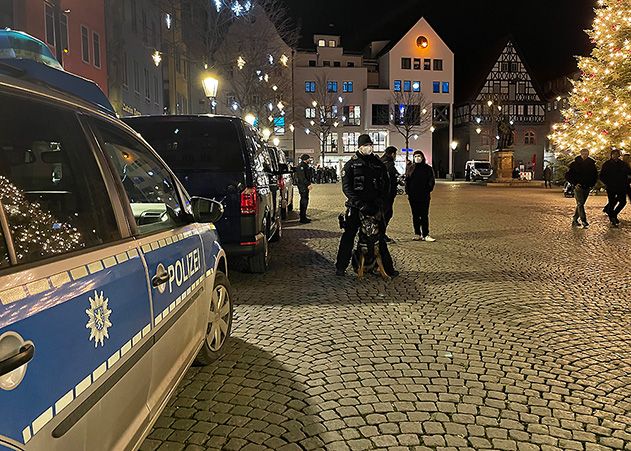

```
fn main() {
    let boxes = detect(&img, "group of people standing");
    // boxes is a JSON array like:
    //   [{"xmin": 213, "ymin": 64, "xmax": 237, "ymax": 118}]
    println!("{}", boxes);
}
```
[{"xmin": 566, "ymin": 147, "xmax": 631, "ymax": 228}]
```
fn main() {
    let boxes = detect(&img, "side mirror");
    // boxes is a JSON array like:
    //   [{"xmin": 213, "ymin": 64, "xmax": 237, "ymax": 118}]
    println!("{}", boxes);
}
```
[{"xmin": 191, "ymin": 197, "xmax": 224, "ymax": 224}]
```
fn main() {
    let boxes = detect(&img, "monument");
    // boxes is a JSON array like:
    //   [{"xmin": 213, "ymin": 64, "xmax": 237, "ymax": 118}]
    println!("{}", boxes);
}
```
[{"xmin": 492, "ymin": 117, "xmax": 515, "ymax": 181}]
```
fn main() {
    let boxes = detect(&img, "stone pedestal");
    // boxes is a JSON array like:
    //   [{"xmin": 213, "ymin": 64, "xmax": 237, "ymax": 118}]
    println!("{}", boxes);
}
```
[{"xmin": 492, "ymin": 148, "xmax": 514, "ymax": 181}]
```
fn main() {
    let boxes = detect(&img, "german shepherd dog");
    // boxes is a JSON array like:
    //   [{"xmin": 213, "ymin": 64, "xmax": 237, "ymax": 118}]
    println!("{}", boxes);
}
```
[{"xmin": 351, "ymin": 212, "xmax": 391, "ymax": 281}]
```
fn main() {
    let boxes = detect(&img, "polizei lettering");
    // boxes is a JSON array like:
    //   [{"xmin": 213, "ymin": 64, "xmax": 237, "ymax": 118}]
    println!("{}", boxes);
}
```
[{"xmin": 167, "ymin": 248, "xmax": 201, "ymax": 294}]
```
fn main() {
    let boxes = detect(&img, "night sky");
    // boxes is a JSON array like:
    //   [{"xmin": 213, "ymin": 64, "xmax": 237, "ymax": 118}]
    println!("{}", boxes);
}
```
[{"xmin": 280, "ymin": 0, "xmax": 595, "ymax": 99}]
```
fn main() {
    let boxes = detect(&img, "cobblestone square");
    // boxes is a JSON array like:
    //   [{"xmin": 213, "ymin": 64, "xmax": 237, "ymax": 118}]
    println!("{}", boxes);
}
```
[{"xmin": 141, "ymin": 183, "xmax": 631, "ymax": 451}]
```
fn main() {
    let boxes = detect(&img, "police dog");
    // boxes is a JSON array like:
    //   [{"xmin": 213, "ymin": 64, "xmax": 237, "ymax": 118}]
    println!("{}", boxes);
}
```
[{"xmin": 351, "ymin": 212, "xmax": 391, "ymax": 281}]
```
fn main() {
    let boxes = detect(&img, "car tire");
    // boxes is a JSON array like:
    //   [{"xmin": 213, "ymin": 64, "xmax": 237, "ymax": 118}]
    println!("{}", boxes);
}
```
[
  {"xmin": 247, "ymin": 234, "xmax": 269, "ymax": 273},
  {"xmin": 195, "ymin": 271, "xmax": 233, "ymax": 365},
  {"xmin": 270, "ymin": 217, "xmax": 282, "ymax": 242}
]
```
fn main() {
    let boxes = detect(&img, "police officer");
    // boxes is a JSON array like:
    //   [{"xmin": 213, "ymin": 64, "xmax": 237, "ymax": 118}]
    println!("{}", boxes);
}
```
[
  {"xmin": 380, "ymin": 146, "xmax": 400, "ymax": 243},
  {"xmin": 295, "ymin": 154, "xmax": 313, "ymax": 223},
  {"xmin": 335, "ymin": 134, "xmax": 399, "ymax": 277}
]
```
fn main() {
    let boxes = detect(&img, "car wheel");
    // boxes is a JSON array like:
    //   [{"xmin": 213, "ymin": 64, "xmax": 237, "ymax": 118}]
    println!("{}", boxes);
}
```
[
  {"xmin": 247, "ymin": 234, "xmax": 269, "ymax": 273},
  {"xmin": 195, "ymin": 271, "xmax": 233, "ymax": 365}
]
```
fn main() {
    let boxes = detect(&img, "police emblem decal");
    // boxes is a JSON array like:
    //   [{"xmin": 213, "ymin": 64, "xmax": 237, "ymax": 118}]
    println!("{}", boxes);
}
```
[{"xmin": 86, "ymin": 291, "xmax": 112, "ymax": 347}]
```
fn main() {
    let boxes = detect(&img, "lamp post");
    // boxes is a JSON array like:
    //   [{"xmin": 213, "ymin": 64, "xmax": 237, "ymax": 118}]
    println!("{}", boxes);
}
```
[
  {"xmin": 202, "ymin": 76, "xmax": 219, "ymax": 114},
  {"xmin": 450, "ymin": 141, "xmax": 458, "ymax": 180}
]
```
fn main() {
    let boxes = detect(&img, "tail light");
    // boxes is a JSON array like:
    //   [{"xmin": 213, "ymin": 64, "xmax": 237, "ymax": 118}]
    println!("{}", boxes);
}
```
[
  {"xmin": 240, "ymin": 187, "xmax": 257, "ymax": 215},
  {"xmin": 278, "ymin": 176, "xmax": 285, "ymax": 191}
]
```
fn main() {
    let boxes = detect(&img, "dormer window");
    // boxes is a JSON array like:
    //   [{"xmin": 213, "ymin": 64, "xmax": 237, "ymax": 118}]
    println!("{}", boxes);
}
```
[
  {"xmin": 328, "ymin": 40, "xmax": 336, "ymax": 47},
  {"xmin": 318, "ymin": 39, "xmax": 326, "ymax": 47}
]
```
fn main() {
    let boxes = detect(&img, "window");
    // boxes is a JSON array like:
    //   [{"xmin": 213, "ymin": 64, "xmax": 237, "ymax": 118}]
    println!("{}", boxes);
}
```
[
  {"xmin": 45, "ymin": 5, "xmax": 55, "ymax": 45},
  {"xmin": 412, "ymin": 81, "xmax": 421, "ymax": 92},
  {"xmin": 433, "ymin": 81, "xmax": 440, "ymax": 93},
  {"xmin": 393, "ymin": 80, "xmax": 402, "ymax": 92},
  {"xmin": 60, "ymin": 14, "xmax": 69, "ymax": 53},
  {"xmin": 344, "ymin": 106, "xmax": 361, "ymax": 126},
  {"xmin": 318, "ymin": 39, "xmax": 326, "ymax": 47},
  {"xmin": 433, "ymin": 59, "xmax": 443, "ymax": 71},
  {"xmin": 343, "ymin": 81, "xmax": 353, "ymax": 93},
  {"xmin": 305, "ymin": 81, "xmax": 316, "ymax": 93},
  {"xmin": 424, "ymin": 59, "xmax": 431, "ymax": 70},
  {"xmin": 133, "ymin": 60, "xmax": 140, "ymax": 93},
  {"xmin": 442, "ymin": 82, "xmax": 450, "ymax": 93},
  {"xmin": 328, "ymin": 40, "xmax": 336, "ymax": 47},
  {"xmin": 527, "ymin": 105, "xmax": 534, "ymax": 115},
  {"xmin": 142, "ymin": 10, "xmax": 148, "ymax": 43},
  {"xmin": 342, "ymin": 132, "xmax": 359, "ymax": 153},
  {"xmin": 309, "ymin": 60, "xmax": 316, "ymax": 67},
  {"xmin": 144, "ymin": 68, "xmax": 150, "ymax": 100},
  {"xmin": 347, "ymin": 62, "xmax": 355, "ymax": 68},
  {"xmin": 401, "ymin": 57, "xmax": 411, "ymax": 70},
  {"xmin": 518, "ymin": 105, "xmax": 525, "ymax": 115},
  {"xmin": 369, "ymin": 131, "xmax": 387, "ymax": 153},
  {"xmin": 93, "ymin": 32, "xmax": 101, "ymax": 68},
  {"xmin": 0, "ymin": 95, "xmax": 120, "ymax": 265},
  {"xmin": 81, "ymin": 26, "xmax": 90, "ymax": 63},
  {"xmin": 394, "ymin": 104, "xmax": 421, "ymax": 125},
  {"xmin": 403, "ymin": 80, "xmax": 412, "ymax": 92},
  {"xmin": 327, "ymin": 81, "xmax": 338, "ymax": 93},
  {"xmin": 273, "ymin": 117, "xmax": 285, "ymax": 135},
  {"xmin": 122, "ymin": 52, "xmax": 129, "ymax": 87},
  {"xmin": 320, "ymin": 133, "xmax": 337, "ymax": 153},
  {"xmin": 154, "ymin": 76, "xmax": 159, "ymax": 104},
  {"xmin": 372, "ymin": 104, "xmax": 390, "ymax": 126},
  {"xmin": 305, "ymin": 107, "xmax": 316, "ymax": 119},
  {"xmin": 413, "ymin": 58, "xmax": 421, "ymax": 70},
  {"xmin": 333, "ymin": 61, "xmax": 341, "ymax": 67},
  {"xmin": 94, "ymin": 121, "xmax": 186, "ymax": 235},
  {"xmin": 524, "ymin": 131, "xmax": 536, "ymax": 145},
  {"xmin": 323, "ymin": 61, "xmax": 331, "ymax": 67}
]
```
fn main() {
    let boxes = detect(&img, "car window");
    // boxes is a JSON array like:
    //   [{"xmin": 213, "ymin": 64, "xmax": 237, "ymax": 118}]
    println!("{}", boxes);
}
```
[
  {"xmin": 125, "ymin": 119, "xmax": 245, "ymax": 173},
  {"xmin": 0, "ymin": 94, "xmax": 120, "ymax": 265},
  {"xmin": 475, "ymin": 162, "xmax": 491, "ymax": 169},
  {"xmin": 92, "ymin": 120, "xmax": 187, "ymax": 235}
]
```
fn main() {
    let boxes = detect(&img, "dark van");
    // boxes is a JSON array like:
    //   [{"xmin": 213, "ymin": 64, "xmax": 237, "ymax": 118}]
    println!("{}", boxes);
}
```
[{"xmin": 123, "ymin": 115, "xmax": 283, "ymax": 273}]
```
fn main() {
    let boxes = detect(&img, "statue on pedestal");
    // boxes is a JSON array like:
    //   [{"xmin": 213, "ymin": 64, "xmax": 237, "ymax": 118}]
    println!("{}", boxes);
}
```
[{"xmin": 497, "ymin": 118, "xmax": 515, "ymax": 150}]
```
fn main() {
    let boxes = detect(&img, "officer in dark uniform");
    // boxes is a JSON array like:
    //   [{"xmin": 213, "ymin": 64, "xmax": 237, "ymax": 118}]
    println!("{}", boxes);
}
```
[
  {"xmin": 294, "ymin": 154, "xmax": 313, "ymax": 223},
  {"xmin": 335, "ymin": 134, "xmax": 399, "ymax": 277}
]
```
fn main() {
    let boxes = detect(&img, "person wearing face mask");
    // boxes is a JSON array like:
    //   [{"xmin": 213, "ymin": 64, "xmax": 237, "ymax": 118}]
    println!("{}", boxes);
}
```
[
  {"xmin": 406, "ymin": 150, "xmax": 436, "ymax": 242},
  {"xmin": 335, "ymin": 134, "xmax": 398, "ymax": 277}
]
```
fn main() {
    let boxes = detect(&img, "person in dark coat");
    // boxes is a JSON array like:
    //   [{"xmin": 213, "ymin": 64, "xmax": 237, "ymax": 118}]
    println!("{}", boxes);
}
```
[
  {"xmin": 335, "ymin": 134, "xmax": 398, "ymax": 277},
  {"xmin": 566, "ymin": 148, "xmax": 599, "ymax": 228},
  {"xmin": 543, "ymin": 165, "xmax": 553, "ymax": 188},
  {"xmin": 294, "ymin": 154, "xmax": 313, "ymax": 223},
  {"xmin": 380, "ymin": 146, "xmax": 400, "ymax": 243},
  {"xmin": 600, "ymin": 148, "xmax": 630, "ymax": 226},
  {"xmin": 406, "ymin": 150, "xmax": 436, "ymax": 241}
]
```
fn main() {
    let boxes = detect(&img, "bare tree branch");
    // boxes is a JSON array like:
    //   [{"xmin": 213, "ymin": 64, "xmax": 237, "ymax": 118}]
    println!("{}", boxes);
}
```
[{"xmin": 389, "ymin": 90, "xmax": 433, "ymax": 158}]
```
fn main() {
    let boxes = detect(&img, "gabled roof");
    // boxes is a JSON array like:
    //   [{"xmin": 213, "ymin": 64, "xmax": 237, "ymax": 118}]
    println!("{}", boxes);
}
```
[
  {"xmin": 374, "ymin": 17, "xmax": 453, "ymax": 60},
  {"xmin": 456, "ymin": 36, "xmax": 545, "ymax": 105}
]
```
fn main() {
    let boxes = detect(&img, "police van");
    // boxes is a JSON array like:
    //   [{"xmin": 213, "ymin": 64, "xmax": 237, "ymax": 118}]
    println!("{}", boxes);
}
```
[{"xmin": 0, "ymin": 32, "xmax": 233, "ymax": 451}]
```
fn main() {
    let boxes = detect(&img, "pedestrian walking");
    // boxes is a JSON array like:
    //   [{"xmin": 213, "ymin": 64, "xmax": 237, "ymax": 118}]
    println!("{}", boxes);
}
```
[
  {"xmin": 566, "ymin": 148, "xmax": 598, "ymax": 228},
  {"xmin": 405, "ymin": 150, "xmax": 436, "ymax": 241},
  {"xmin": 380, "ymin": 146, "xmax": 400, "ymax": 243},
  {"xmin": 294, "ymin": 154, "xmax": 313, "ymax": 224},
  {"xmin": 543, "ymin": 164, "xmax": 553, "ymax": 188},
  {"xmin": 335, "ymin": 134, "xmax": 398, "ymax": 278},
  {"xmin": 600, "ymin": 148, "xmax": 630, "ymax": 227}
]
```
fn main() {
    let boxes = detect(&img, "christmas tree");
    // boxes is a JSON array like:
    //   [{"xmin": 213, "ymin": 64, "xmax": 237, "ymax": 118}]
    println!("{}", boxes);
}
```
[{"xmin": 551, "ymin": 0, "xmax": 631, "ymax": 159}]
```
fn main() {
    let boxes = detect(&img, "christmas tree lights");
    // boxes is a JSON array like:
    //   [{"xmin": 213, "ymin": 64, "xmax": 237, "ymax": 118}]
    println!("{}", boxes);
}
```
[{"xmin": 551, "ymin": 0, "xmax": 631, "ymax": 159}]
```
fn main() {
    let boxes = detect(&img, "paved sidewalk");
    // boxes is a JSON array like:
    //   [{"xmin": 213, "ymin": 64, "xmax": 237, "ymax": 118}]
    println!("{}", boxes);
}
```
[{"xmin": 141, "ymin": 183, "xmax": 631, "ymax": 451}]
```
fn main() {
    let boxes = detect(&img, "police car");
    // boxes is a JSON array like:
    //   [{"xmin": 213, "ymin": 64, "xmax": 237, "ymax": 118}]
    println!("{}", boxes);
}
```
[{"xmin": 0, "ymin": 32, "xmax": 232, "ymax": 451}]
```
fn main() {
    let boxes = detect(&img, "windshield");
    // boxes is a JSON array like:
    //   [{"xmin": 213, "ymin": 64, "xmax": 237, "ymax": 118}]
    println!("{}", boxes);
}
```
[
  {"xmin": 475, "ymin": 162, "xmax": 491, "ymax": 170},
  {"xmin": 0, "ymin": 32, "xmax": 63, "ymax": 70},
  {"xmin": 126, "ymin": 119, "xmax": 245, "ymax": 173}
]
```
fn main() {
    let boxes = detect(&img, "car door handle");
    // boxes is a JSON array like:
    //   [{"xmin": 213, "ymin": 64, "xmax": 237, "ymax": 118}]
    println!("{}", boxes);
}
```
[
  {"xmin": 0, "ymin": 343, "xmax": 34, "ymax": 377},
  {"xmin": 152, "ymin": 272, "xmax": 169, "ymax": 288}
]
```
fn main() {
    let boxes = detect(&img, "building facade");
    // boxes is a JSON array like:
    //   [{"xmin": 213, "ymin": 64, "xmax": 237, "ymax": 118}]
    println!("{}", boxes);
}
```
[
  {"xmin": 1, "ymin": 0, "xmax": 108, "ymax": 94},
  {"xmin": 454, "ymin": 40, "xmax": 547, "ymax": 179},
  {"xmin": 106, "ymin": 0, "xmax": 164, "ymax": 117}
]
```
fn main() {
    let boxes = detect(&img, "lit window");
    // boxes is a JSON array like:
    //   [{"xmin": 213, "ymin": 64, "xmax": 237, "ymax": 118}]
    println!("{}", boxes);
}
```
[
  {"xmin": 81, "ymin": 26, "xmax": 90, "ymax": 63},
  {"xmin": 442, "ymin": 82, "xmax": 450, "ymax": 93},
  {"xmin": 342, "ymin": 132, "xmax": 359, "ymax": 153},
  {"xmin": 327, "ymin": 81, "xmax": 338, "ymax": 93},
  {"xmin": 524, "ymin": 131, "xmax": 536, "ymax": 145},
  {"xmin": 433, "ymin": 81, "xmax": 440, "ymax": 93},
  {"xmin": 433, "ymin": 59, "xmax": 443, "ymax": 71},
  {"xmin": 321, "ymin": 133, "xmax": 337, "ymax": 153},
  {"xmin": 305, "ymin": 81, "xmax": 316, "ymax": 93},
  {"xmin": 274, "ymin": 117, "xmax": 285, "ymax": 135},
  {"xmin": 403, "ymin": 80, "xmax": 412, "ymax": 92},
  {"xmin": 318, "ymin": 39, "xmax": 326, "ymax": 47},
  {"xmin": 328, "ymin": 40, "xmax": 336, "ymax": 47},
  {"xmin": 424, "ymin": 59, "xmax": 431, "ymax": 70},
  {"xmin": 369, "ymin": 131, "xmax": 388, "ymax": 152},
  {"xmin": 413, "ymin": 58, "xmax": 421, "ymax": 70},
  {"xmin": 393, "ymin": 80, "xmax": 402, "ymax": 92},
  {"xmin": 401, "ymin": 58, "xmax": 411, "ymax": 70},
  {"xmin": 413, "ymin": 81, "xmax": 421, "ymax": 92},
  {"xmin": 344, "ymin": 106, "xmax": 361, "ymax": 126},
  {"xmin": 305, "ymin": 107, "xmax": 316, "ymax": 119},
  {"xmin": 343, "ymin": 81, "xmax": 353, "ymax": 93}
]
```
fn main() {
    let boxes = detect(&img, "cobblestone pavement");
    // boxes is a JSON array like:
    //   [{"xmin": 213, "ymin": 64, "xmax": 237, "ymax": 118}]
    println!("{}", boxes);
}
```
[{"xmin": 141, "ymin": 183, "xmax": 631, "ymax": 451}]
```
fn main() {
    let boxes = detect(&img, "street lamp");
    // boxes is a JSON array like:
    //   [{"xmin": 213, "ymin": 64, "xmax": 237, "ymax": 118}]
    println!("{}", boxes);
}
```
[
  {"xmin": 202, "ymin": 76, "xmax": 219, "ymax": 114},
  {"xmin": 451, "ymin": 141, "xmax": 458, "ymax": 151},
  {"xmin": 244, "ymin": 113, "xmax": 256, "ymax": 126},
  {"xmin": 273, "ymin": 137, "xmax": 280, "ymax": 146}
]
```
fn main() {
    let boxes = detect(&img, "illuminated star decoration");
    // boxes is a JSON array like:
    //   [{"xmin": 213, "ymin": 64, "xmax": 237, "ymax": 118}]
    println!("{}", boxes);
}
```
[{"xmin": 86, "ymin": 291, "xmax": 113, "ymax": 348}]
